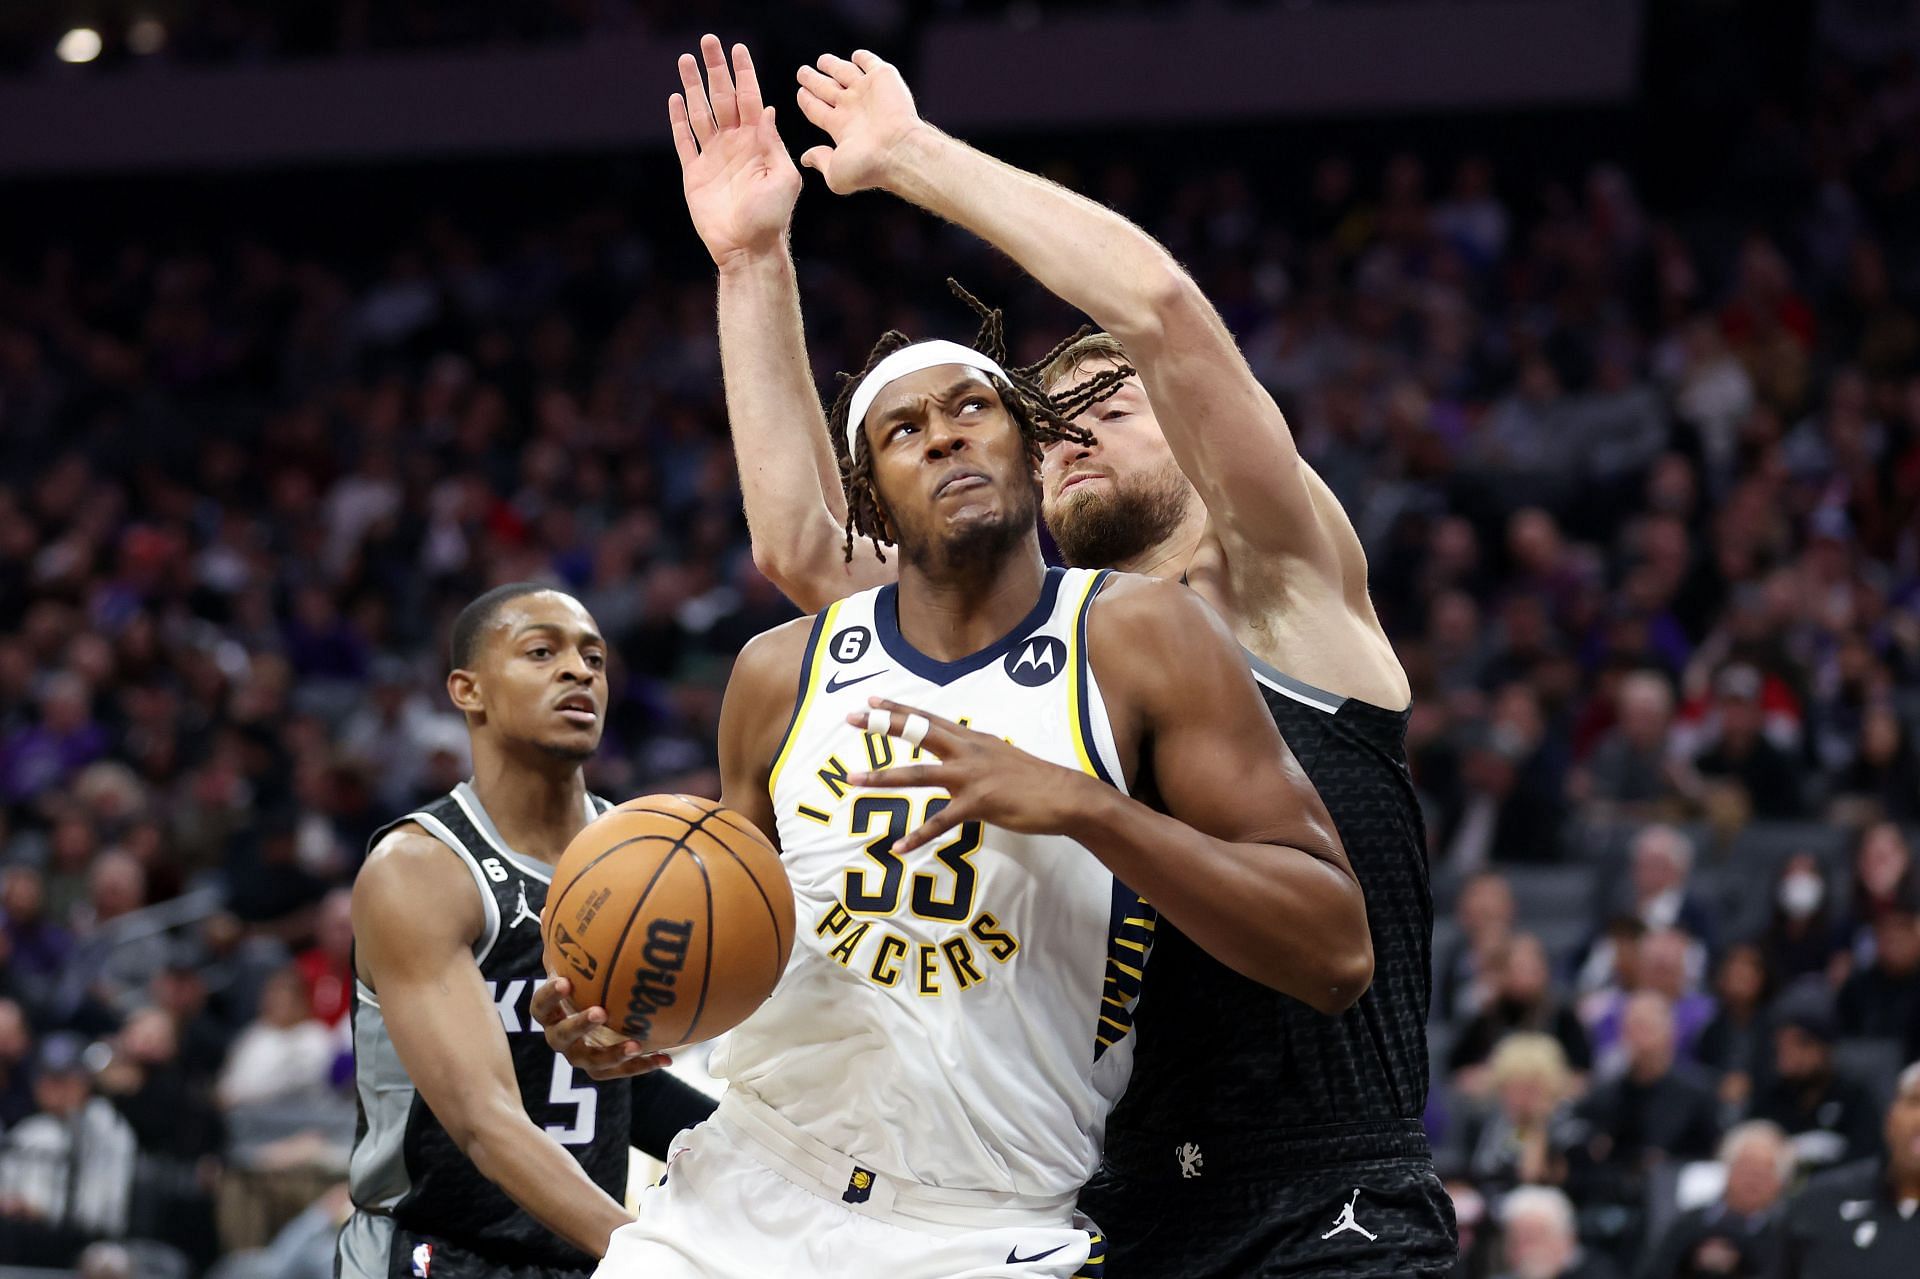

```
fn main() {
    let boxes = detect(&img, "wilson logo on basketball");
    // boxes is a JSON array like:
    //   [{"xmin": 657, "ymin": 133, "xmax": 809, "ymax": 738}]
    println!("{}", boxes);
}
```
[{"xmin": 625, "ymin": 918, "xmax": 694, "ymax": 1040}]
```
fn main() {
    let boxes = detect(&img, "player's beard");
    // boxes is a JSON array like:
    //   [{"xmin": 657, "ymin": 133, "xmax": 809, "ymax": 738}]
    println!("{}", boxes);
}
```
[{"xmin": 1046, "ymin": 459, "xmax": 1194, "ymax": 569}]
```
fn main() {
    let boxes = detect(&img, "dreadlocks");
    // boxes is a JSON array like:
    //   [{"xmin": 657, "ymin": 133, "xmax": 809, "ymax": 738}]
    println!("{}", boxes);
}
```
[{"xmin": 824, "ymin": 279, "xmax": 1135, "ymax": 563}]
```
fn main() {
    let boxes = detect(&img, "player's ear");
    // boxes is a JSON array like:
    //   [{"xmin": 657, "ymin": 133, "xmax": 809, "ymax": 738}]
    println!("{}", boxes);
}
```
[{"xmin": 447, "ymin": 667, "xmax": 483, "ymax": 717}]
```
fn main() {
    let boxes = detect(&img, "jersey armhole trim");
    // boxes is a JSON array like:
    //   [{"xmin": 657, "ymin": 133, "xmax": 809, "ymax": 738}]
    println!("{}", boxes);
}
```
[
  {"xmin": 1244, "ymin": 647, "xmax": 1349, "ymax": 715},
  {"xmin": 1069, "ymin": 569, "xmax": 1123, "ymax": 790},
  {"xmin": 768, "ymin": 601, "xmax": 840, "ymax": 797},
  {"xmin": 410, "ymin": 811, "xmax": 504, "ymax": 965}
]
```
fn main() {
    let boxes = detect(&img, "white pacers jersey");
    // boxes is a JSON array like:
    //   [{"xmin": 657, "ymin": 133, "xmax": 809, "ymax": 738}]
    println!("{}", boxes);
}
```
[{"xmin": 709, "ymin": 566, "xmax": 1155, "ymax": 1199}]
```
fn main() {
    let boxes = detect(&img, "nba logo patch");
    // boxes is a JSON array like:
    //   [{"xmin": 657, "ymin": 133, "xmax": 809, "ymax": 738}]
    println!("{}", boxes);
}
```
[
  {"xmin": 411, "ymin": 1242, "xmax": 432, "ymax": 1276},
  {"xmin": 842, "ymin": 1166, "xmax": 876, "ymax": 1204}
]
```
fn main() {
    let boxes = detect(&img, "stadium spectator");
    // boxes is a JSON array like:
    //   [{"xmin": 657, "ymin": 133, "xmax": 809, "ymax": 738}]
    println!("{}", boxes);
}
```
[
  {"xmin": 292, "ymin": 890, "xmax": 352, "ymax": 1028},
  {"xmin": 43, "ymin": 851, "xmax": 168, "ymax": 1035},
  {"xmin": 1836, "ymin": 905, "xmax": 1920, "ymax": 1041},
  {"xmin": 1832, "ymin": 704, "xmax": 1920, "ymax": 822},
  {"xmin": 1569, "ymin": 671, "xmax": 1685, "ymax": 818},
  {"xmin": 1750, "ymin": 988, "xmax": 1881, "ymax": 1176},
  {"xmin": 1576, "ymin": 826, "xmax": 1713, "ymax": 996},
  {"xmin": 1438, "ymin": 714, "xmax": 1568, "ymax": 867},
  {"xmin": 1685, "ymin": 665, "xmax": 1808, "ymax": 820},
  {"xmin": 0, "ymin": 1032, "xmax": 136, "ymax": 1236},
  {"xmin": 1587, "ymin": 929, "xmax": 1715, "ymax": 1076},
  {"xmin": 0, "ymin": 866, "xmax": 71, "ymax": 1016},
  {"xmin": 1460, "ymin": 1033, "xmax": 1578, "ymax": 1200},
  {"xmin": 1438, "ymin": 870, "xmax": 1518, "ymax": 1021},
  {"xmin": 149, "ymin": 944, "xmax": 234, "ymax": 1083},
  {"xmin": 1632, "ymin": 1120, "xmax": 1790, "ymax": 1279},
  {"xmin": 1497, "ymin": 1185, "xmax": 1619, "ymax": 1279},
  {"xmin": 1838, "ymin": 822, "xmax": 1917, "ymax": 968},
  {"xmin": 214, "ymin": 969, "xmax": 335, "ymax": 1114},
  {"xmin": 1566, "ymin": 993, "xmax": 1721, "ymax": 1214},
  {"xmin": 1758, "ymin": 854, "xmax": 1841, "ymax": 987},
  {"xmin": 0, "ymin": 674, "xmax": 109, "ymax": 805},
  {"xmin": 1451, "ymin": 933, "xmax": 1595, "ymax": 1093},
  {"xmin": 1695, "ymin": 943, "xmax": 1777, "ymax": 1111}
]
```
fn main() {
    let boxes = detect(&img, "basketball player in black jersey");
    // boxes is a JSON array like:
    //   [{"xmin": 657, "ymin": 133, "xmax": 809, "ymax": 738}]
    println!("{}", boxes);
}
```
[
  {"xmin": 625, "ymin": 37, "xmax": 1451, "ymax": 1278},
  {"xmin": 337, "ymin": 584, "xmax": 716, "ymax": 1279}
]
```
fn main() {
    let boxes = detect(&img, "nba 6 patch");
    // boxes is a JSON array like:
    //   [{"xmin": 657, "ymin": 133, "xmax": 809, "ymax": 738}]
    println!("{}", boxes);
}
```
[
  {"xmin": 842, "ymin": 1166, "xmax": 876, "ymax": 1204},
  {"xmin": 411, "ymin": 1242, "xmax": 432, "ymax": 1276}
]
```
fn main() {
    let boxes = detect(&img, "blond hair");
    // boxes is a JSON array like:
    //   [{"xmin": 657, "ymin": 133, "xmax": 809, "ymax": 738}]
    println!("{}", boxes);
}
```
[
  {"xmin": 1489, "ymin": 1031, "xmax": 1572, "ymax": 1095},
  {"xmin": 1038, "ymin": 331, "xmax": 1132, "ymax": 395}
]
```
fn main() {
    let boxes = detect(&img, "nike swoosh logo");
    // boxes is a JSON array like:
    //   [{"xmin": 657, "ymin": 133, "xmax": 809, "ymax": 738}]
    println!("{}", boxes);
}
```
[
  {"xmin": 1006, "ymin": 1244, "xmax": 1068, "ymax": 1264},
  {"xmin": 825, "ymin": 670, "xmax": 886, "ymax": 693}
]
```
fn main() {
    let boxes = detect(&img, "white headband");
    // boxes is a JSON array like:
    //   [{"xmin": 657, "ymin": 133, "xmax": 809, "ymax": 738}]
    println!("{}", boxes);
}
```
[{"xmin": 844, "ymin": 340, "xmax": 1009, "ymax": 457}]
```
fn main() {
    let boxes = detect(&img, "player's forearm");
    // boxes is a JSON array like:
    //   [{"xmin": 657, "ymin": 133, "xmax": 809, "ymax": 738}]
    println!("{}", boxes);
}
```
[
  {"xmin": 1064, "ymin": 782, "xmax": 1372, "ymax": 1013},
  {"xmin": 460, "ymin": 1108, "xmax": 631, "ymax": 1258},
  {"xmin": 716, "ymin": 248, "xmax": 853, "ymax": 604},
  {"xmin": 884, "ymin": 126, "xmax": 1191, "ymax": 351}
]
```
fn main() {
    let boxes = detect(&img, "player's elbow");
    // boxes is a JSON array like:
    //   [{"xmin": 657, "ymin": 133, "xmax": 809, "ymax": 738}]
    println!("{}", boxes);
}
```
[
  {"xmin": 1103, "ymin": 260, "xmax": 1201, "ymax": 352},
  {"xmin": 751, "ymin": 534, "xmax": 835, "ymax": 614},
  {"xmin": 1311, "ymin": 935, "xmax": 1374, "ymax": 1016},
  {"xmin": 749, "ymin": 538, "xmax": 807, "ymax": 604}
]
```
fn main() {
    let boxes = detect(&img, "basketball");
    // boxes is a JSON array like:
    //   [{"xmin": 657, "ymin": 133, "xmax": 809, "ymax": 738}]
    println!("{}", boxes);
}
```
[{"xmin": 541, "ymin": 794, "xmax": 793, "ymax": 1052}]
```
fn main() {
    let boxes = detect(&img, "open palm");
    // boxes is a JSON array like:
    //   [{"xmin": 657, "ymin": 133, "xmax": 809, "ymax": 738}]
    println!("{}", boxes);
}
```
[{"xmin": 671, "ymin": 36, "xmax": 801, "ymax": 268}]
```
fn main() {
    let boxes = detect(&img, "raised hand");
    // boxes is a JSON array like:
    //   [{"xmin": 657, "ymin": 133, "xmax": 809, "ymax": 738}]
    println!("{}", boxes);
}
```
[
  {"xmin": 671, "ymin": 35, "xmax": 802, "ymax": 268},
  {"xmin": 842, "ymin": 697, "xmax": 1102, "ymax": 854},
  {"xmin": 794, "ymin": 50, "xmax": 928, "ymax": 195}
]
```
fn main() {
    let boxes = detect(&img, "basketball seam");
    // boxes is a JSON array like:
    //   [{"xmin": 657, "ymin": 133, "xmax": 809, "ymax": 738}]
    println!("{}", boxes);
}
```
[
  {"xmin": 714, "ymin": 841, "xmax": 788, "ymax": 993},
  {"xmin": 698, "ymin": 806, "xmax": 786, "ymax": 983},
  {"xmin": 675, "ymin": 845, "xmax": 716, "ymax": 1048},
  {"xmin": 620, "ymin": 804, "xmax": 726, "ymax": 1043},
  {"xmin": 704, "ymin": 805, "xmax": 776, "ymax": 852},
  {"xmin": 546, "ymin": 832, "xmax": 683, "ymax": 951},
  {"xmin": 599, "ymin": 846, "xmax": 683, "ymax": 1013}
]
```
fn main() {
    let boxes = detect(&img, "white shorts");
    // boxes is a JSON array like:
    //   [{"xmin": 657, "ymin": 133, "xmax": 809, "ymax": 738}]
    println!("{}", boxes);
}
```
[{"xmin": 596, "ymin": 1092, "xmax": 1106, "ymax": 1279}]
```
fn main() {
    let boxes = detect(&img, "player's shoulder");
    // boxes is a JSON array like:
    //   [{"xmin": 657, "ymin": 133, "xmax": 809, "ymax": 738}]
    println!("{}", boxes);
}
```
[
  {"xmin": 733, "ymin": 613, "xmax": 821, "ymax": 685},
  {"xmin": 353, "ymin": 818, "xmax": 488, "ymax": 954},
  {"xmin": 1085, "ymin": 571, "xmax": 1234, "ymax": 653},
  {"xmin": 358, "ymin": 820, "xmax": 477, "ymax": 903}
]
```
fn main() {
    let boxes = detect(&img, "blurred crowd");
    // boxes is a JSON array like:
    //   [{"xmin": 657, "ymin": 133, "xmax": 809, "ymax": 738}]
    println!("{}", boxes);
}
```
[{"xmin": 2, "ymin": 12, "xmax": 1920, "ymax": 1279}]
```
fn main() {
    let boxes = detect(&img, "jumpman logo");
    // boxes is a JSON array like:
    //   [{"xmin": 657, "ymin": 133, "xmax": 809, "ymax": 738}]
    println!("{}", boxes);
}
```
[
  {"xmin": 509, "ymin": 881, "xmax": 540, "ymax": 930},
  {"xmin": 1321, "ymin": 1189, "xmax": 1378, "ymax": 1242}
]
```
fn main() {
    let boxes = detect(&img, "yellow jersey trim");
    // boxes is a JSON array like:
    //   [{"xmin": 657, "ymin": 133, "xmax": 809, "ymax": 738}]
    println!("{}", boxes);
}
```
[{"xmin": 768, "ymin": 599, "xmax": 843, "ymax": 797}]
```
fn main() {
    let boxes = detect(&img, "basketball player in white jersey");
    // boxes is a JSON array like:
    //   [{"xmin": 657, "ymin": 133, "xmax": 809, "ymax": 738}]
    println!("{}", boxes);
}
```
[
  {"xmin": 531, "ymin": 56, "xmax": 1369, "ymax": 1279},
  {"xmin": 613, "ymin": 38, "xmax": 1456, "ymax": 1278}
]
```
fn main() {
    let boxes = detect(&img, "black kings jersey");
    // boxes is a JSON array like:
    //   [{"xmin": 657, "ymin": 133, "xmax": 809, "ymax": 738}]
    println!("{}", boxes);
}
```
[
  {"xmin": 338, "ymin": 782, "xmax": 630, "ymax": 1275},
  {"xmin": 1099, "ymin": 655, "xmax": 1435, "ymax": 1179}
]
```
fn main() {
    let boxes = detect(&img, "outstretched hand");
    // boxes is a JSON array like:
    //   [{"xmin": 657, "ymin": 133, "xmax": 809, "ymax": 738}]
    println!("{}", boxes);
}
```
[
  {"xmin": 671, "ymin": 34, "xmax": 802, "ymax": 268},
  {"xmin": 843, "ymin": 697, "xmax": 1102, "ymax": 853},
  {"xmin": 794, "ymin": 50, "xmax": 928, "ymax": 195}
]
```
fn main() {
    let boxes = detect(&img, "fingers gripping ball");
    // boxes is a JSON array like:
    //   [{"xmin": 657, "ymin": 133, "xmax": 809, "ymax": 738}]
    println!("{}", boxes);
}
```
[{"xmin": 541, "ymin": 795, "xmax": 794, "ymax": 1053}]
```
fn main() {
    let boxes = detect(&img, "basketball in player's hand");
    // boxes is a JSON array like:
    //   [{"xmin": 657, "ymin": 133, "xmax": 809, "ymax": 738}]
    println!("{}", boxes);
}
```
[{"xmin": 541, "ymin": 794, "xmax": 794, "ymax": 1052}]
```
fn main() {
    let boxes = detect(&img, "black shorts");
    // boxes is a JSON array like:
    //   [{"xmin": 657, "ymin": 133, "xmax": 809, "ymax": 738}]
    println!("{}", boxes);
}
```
[
  {"xmin": 335, "ymin": 1216, "xmax": 592, "ymax": 1279},
  {"xmin": 1079, "ymin": 1124, "xmax": 1458, "ymax": 1278}
]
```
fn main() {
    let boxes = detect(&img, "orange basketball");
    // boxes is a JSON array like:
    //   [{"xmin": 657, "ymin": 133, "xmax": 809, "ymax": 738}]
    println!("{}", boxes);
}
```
[{"xmin": 541, "ymin": 794, "xmax": 793, "ymax": 1052}]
